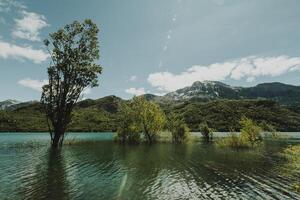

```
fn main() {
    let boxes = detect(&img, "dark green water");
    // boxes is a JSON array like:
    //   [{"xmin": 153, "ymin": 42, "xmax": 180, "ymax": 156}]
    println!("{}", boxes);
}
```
[{"xmin": 0, "ymin": 133, "xmax": 300, "ymax": 200}]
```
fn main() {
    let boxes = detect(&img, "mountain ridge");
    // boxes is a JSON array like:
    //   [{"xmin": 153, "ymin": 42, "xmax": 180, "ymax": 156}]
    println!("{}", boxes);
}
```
[
  {"xmin": 154, "ymin": 81, "xmax": 300, "ymax": 106},
  {"xmin": 1, "ymin": 81, "xmax": 300, "ymax": 111}
]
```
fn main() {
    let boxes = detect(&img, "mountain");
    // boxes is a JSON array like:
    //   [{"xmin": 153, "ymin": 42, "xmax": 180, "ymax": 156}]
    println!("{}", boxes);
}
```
[
  {"xmin": 1, "ymin": 95, "xmax": 300, "ymax": 132},
  {"xmin": 0, "ymin": 100, "xmax": 38, "ymax": 111},
  {"xmin": 1, "ymin": 81, "xmax": 300, "ymax": 132},
  {"xmin": 239, "ymin": 82, "xmax": 300, "ymax": 105},
  {"xmin": 160, "ymin": 99, "xmax": 300, "ymax": 131},
  {"xmin": 160, "ymin": 81, "xmax": 300, "ymax": 106},
  {"xmin": 0, "ymin": 99, "xmax": 20, "ymax": 110},
  {"xmin": 163, "ymin": 81, "xmax": 240, "ymax": 101}
]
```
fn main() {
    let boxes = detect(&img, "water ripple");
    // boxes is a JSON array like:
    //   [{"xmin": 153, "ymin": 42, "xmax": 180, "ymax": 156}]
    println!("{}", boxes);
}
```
[{"xmin": 0, "ymin": 134, "xmax": 300, "ymax": 199}]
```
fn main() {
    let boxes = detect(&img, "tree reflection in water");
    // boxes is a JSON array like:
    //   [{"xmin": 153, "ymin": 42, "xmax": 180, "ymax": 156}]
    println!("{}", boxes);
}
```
[{"xmin": 19, "ymin": 148, "xmax": 70, "ymax": 200}]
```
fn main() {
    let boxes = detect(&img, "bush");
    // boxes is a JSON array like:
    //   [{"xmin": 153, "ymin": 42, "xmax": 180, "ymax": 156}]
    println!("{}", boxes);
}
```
[
  {"xmin": 260, "ymin": 121, "xmax": 280, "ymax": 139},
  {"xmin": 295, "ymin": 184, "xmax": 300, "ymax": 193},
  {"xmin": 115, "ymin": 97, "xmax": 166, "ymax": 144},
  {"xmin": 281, "ymin": 145, "xmax": 300, "ymax": 193},
  {"xmin": 216, "ymin": 132, "xmax": 249, "ymax": 149},
  {"xmin": 115, "ymin": 103, "xmax": 141, "ymax": 144},
  {"xmin": 116, "ymin": 124, "xmax": 141, "ymax": 144},
  {"xmin": 175, "ymin": 124, "xmax": 190, "ymax": 142},
  {"xmin": 199, "ymin": 123, "xmax": 213, "ymax": 142},
  {"xmin": 132, "ymin": 97, "xmax": 166, "ymax": 144},
  {"xmin": 240, "ymin": 117, "xmax": 263, "ymax": 146},
  {"xmin": 217, "ymin": 117, "xmax": 263, "ymax": 149},
  {"xmin": 168, "ymin": 113, "xmax": 190, "ymax": 143}
]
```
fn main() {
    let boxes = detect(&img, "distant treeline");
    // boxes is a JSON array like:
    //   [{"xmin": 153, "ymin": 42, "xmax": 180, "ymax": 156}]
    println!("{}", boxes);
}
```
[{"xmin": 1, "ymin": 96, "xmax": 300, "ymax": 132}]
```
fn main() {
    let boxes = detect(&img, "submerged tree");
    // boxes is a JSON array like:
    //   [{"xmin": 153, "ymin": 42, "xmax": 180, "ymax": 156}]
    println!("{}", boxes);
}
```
[
  {"xmin": 132, "ymin": 97, "xmax": 166, "ymax": 144},
  {"xmin": 240, "ymin": 116, "xmax": 262, "ymax": 146},
  {"xmin": 116, "ymin": 97, "xmax": 166, "ymax": 144},
  {"xmin": 167, "ymin": 113, "xmax": 190, "ymax": 143},
  {"xmin": 116, "ymin": 102, "xmax": 141, "ymax": 144},
  {"xmin": 41, "ymin": 19, "xmax": 102, "ymax": 147},
  {"xmin": 199, "ymin": 122, "xmax": 213, "ymax": 142}
]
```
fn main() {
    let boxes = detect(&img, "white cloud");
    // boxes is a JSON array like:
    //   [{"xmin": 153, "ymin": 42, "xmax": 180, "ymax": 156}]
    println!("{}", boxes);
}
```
[
  {"xmin": 82, "ymin": 88, "xmax": 91, "ymax": 95},
  {"xmin": 148, "ymin": 55, "xmax": 300, "ymax": 92},
  {"xmin": 12, "ymin": 11, "xmax": 49, "ymax": 41},
  {"xmin": 129, "ymin": 75, "xmax": 137, "ymax": 81},
  {"xmin": 0, "ymin": 0, "xmax": 26, "ymax": 12},
  {"xmin": 125, "ymin": 87, "xmax": 145, "ymax": 96},
  {"xmin": 246, "ymin": 77, "xmax": 255, "ymax": 82},
  {"xmin": 230, "ymin": 56, "xmax": 300, "ymax": 80},
  {"xmin": 18, "ymin": 79, "xmax": 94, "ymax": 98},
  {"xmin": 0, "ymin": 40, "xmax": 48, "ymax": 63},
  {"xmin": 18, "ymin": 78, "xmax": 48, "ymax": 92},
  {"xmin": 154, "ymin": 92, "xmax": 167, "ymax": 96}
]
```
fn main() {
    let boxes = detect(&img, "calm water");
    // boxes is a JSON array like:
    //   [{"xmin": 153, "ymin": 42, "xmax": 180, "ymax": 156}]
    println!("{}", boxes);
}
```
[{"xmin": 0, "ymin": 132, "xmax": 300, "ymax": 200}]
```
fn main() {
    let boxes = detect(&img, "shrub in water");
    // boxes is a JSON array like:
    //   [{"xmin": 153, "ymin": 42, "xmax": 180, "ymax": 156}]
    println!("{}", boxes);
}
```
[
  {"xmin": 199, "ymin": 123, "xmax": 213, "ymax": 142},
  {"xmin": 216, "ymin": 132, "xmax": 249, "ymax": 149},
  {"xmin": 168, "ymin": 113, "xmax": 190, "ymax": 143},
  {"xmin": 115, "ymin": 102, "xmax": 141, "ymax": 144},
  {"xmin": 240, "ymin": 116, "xmax": 263, "ymax": 147}
]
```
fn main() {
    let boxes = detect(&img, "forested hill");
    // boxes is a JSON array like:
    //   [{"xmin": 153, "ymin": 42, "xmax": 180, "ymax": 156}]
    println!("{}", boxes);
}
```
[
  {"xmin": 1, "ymin": 95, "xmax": 300, "ymax": 132},
  {"xmin": 150, "ymin": 81, "xmax": 300, "ymax": 106}
]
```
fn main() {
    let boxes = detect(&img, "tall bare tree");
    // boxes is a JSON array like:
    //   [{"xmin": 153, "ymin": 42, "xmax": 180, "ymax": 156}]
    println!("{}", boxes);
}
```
[{"xmin": 41, "ymin": 19, "xmax": 102, "ymax": 147}]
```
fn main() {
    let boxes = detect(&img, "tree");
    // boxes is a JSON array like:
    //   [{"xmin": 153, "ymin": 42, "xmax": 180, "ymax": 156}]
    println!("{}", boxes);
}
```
[
  {"xmin": 116, "ymin": 102, "xmax": 141, "ymax": 144},
  {"xmin": 259, "ymin": 121, "xmax": 279, "ymax": 139},
  {"xmin": 41, "ymin": 19, "xmax": 102, "ymax": 147},
  {"xmin": 240, "ymin": 116, "xmax": 262, "ymax": 146},
  {"xmin": 132, "ymin": 97, "xmax": 166, "ymax": 144},
  {"xmin": 167, "ymin": 113, "xmax": 189, "ymax": 143},
  {"xmin": 199, "ymin": 123, "xmax": 213, "ymax": 142}
]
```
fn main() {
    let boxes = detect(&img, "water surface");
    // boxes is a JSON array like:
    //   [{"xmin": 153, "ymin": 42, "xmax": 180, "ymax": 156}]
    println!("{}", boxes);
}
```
[{"xmin": 0, "ymin": 132, "xmax": 300, "ymax": 200}]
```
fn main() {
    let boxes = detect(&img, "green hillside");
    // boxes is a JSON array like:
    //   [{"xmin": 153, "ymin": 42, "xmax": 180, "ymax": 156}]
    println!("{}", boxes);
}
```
[{"xmin": 1, "ymin": 96, "xmax": 300, "ymax": 132}]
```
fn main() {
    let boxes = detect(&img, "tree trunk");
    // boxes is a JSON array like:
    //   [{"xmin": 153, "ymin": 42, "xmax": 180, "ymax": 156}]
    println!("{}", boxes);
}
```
[
  {"xmin": 145, "ymin": 132, "xmax": 153, "ymax": 144},
  {"xmin": 52, "ymin": 131, "xmax": 64, "ymax": 148}
]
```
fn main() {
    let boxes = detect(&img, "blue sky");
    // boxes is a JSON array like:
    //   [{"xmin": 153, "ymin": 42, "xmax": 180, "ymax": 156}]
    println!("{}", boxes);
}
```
[{"xmin": 1, "ymin": 0, "xmax": 300, "ymax": 101}]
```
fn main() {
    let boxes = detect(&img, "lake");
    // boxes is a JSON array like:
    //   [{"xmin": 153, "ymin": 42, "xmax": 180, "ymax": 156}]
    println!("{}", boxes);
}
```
[{"xmin": 0, "ymin": 132, "xmax": 300, "ymax": 200}]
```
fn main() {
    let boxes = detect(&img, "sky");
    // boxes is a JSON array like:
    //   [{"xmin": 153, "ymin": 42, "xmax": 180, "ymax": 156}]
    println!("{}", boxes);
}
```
[{"xmin": 1, "ymin": 0, "xmax": 300, "ymax": 101}]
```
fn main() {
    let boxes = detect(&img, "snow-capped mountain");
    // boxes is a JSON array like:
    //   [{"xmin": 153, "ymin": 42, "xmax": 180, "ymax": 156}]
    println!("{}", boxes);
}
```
[
  {"xmin": 156, "ymin": 81, "xmax": 300, "ymax": 106},
  {"xmin": 164, "ymin": 81, "xmax": 240, "ymax": 101},
  {"xmin": 0, "ymin": 100, "xmax": 38, "ymax": 111},
  {"xmin": 0, "ymin": 99, "xmax": 20, "ymax": 110}
]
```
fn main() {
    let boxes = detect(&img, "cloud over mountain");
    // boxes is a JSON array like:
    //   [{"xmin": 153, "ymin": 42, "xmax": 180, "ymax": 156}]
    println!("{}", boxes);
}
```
[
  {"xmin": 18, "ymin": 78, "xmax": 48, "ymax": 92},
  {"xmin": 125, "ymin": 87, "xmax": 146, "ymax": 96},
  {"xmin": 148, "ymin": 55, "xmax": 300, "ymax": 92}
]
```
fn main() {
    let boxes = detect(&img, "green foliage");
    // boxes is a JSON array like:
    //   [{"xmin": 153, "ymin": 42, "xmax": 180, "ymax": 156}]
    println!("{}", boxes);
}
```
[
  {"xmin": 199, "ymin": 123, "xmax": 213, "ymax": 142},
  {"xmin": 282, "ymin": 145, "xmax": 300, "ymax": 172},
  {"xmin": 217, "ymin": 117, "xmax": 263, "ymax": 149},
  {"xmin": 280, "ymin": 145, "xmax": 300, "ymax": 193},
  {"xmin": 240, "ymin": 117, "xmax": 263, "ymax": 146},
  {"xmin": 1, "ymin": 99, "xmax": 300, "ymax": 133},
  {"xmin": 41, "ymin": 19, "xmax": 102, "ymax": 147},
  {"xmin": 115, "ymin": 97, "xmax": 166, "ymax": 144},
  {"xmin": 165, "ymin": 99, "xmax": 300, "ymax": 132},
  {"xmin": 132, "ymin": 97, "xmax": 166, "ymax": 144},
  {"xmin": 167, "ymin": 113, "xmax": 190, "ymax": 143},
  {"xmin": 259, "ymin": 121, "xmax": 280, "ymax": 139},
  {"xmin": 295, "ymin": 184, "xmax": 300, "ymax": 193},
  {"xmin": 116, "ymin": 102, "xmax": 141, "ymax": 144},
  {"xmin": 216, "ymin": 132, "xmax": 249, "ymax": 149}
]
